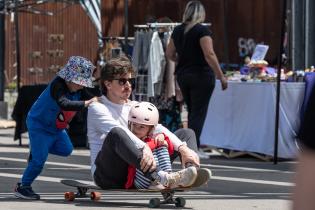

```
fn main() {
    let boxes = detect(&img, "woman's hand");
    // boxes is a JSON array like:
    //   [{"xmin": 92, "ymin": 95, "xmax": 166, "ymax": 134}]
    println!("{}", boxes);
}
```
[
  {"xmin": 178, "ymin": 145, "xmax": 200, "ymax": 168},
  {"xmin": 220, "ymin": 77, "xmax": 228, "ymax": 90},
  {"xmin": 140, "ymin": 144, "xmax": 157, "ymax": 172}
]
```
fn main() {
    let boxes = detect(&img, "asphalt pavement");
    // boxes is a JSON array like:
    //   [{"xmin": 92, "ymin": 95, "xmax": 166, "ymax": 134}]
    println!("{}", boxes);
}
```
[{"xmin": 0, "ymin": 128, "xmax": 295, "ymax": 210}]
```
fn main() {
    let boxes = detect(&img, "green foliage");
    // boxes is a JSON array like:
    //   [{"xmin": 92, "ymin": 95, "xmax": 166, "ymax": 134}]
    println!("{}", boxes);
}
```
[{"xmin": 6, "ymin": 82, "xmax": 17, "ymax": 90}]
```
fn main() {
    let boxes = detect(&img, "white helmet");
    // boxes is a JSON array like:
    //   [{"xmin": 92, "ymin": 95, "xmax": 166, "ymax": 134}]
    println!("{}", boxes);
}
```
[{"xmin": 128, "ymin": 102, "xmax": 159, "ymax": 126}]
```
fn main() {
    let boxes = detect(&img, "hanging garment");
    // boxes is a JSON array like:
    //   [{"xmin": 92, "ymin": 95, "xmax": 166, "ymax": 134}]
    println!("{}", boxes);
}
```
[{"xmin": 148, "ymin": 31, "xmax": 166, "ymax": 97}]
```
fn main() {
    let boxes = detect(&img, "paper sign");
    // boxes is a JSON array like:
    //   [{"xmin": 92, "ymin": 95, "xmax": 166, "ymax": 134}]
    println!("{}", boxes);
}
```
[{"xmin": 251, "ymin": 44, "xmax": 269, "ymax": 61}]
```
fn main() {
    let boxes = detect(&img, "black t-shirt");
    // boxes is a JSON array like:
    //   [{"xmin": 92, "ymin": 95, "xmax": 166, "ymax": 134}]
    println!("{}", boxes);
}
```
[{"xmin": 171, "ymin": 23, "xmax": 212, "ymax": 72}]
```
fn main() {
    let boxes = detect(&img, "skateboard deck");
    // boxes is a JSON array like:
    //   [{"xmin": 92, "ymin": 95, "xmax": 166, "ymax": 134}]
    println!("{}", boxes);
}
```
[{"xmin": 61, "ymin": 168, "xmax": 211, "ymax": 208}]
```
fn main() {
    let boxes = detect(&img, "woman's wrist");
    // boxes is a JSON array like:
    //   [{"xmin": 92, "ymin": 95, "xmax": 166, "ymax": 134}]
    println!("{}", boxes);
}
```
[{"xmin": 217, "ymin": 74, "xmax": 225, "ymax": 81}]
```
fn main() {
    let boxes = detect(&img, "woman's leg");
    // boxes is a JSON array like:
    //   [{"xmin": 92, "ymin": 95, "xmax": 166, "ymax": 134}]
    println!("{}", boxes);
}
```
[{"xmin": 177, "ymin": 71, "xmax": 215, "ymax": 148}]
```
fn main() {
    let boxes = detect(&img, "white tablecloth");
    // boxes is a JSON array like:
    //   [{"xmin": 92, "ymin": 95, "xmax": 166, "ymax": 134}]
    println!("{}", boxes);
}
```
[{"xmin": 200, "ymin": 81, "xmax": 305, "ymax": 158}]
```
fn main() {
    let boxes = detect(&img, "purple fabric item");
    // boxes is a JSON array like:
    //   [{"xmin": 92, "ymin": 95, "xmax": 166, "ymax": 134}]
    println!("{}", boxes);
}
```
[
  {"xmin": 301, "ymin": 72, "xmax": 315, "ymax": 119},
  {"xmin": 265, "ymin": 67, "xmax": 276, "ymax": 75},
  {"xmin": 240, "ymin": 66, "xmax": 250, "ymax": 75}
]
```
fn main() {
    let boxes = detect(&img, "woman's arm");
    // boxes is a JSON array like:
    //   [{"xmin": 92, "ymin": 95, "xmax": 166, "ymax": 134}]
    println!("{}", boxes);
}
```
[
  {"xmin": 166, "ymin": 38, "xmax": 178, "ymax": 62},
  {"xmin": 200, "ymin": 36, "xmax": 228, "ymax": 90}
]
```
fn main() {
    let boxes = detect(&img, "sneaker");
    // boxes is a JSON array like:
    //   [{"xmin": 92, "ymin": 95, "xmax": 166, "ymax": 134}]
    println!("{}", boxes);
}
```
[
  {"xmin": 148, "ymin": 183, "xmax": 166, "ymax": 190},
  {"xmin": 191, "ymin": 168, "xmax": 212, "ymax": 188},
  {"xmin": 197, "ymin": 148, "xmax": 210, "ymax": 159},
  {"xmin": 164, "ymin": 167, "xmax": 198, "ymax": 188},
  {"xmin": 14, "ymin": 183, "xmax": 40, "ymax": 200}
]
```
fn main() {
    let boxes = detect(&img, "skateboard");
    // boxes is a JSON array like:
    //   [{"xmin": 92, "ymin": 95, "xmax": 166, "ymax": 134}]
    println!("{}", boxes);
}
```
[{"xmin": 61, "ymin": 168, "xmax": 211, "ymax": 208}]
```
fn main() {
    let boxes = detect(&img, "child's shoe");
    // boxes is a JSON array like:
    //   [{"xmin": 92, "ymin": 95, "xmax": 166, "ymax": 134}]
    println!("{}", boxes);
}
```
[
  {"xmin": 14, "ymin": 183, "xmax": 40, "ymax": 200},
  {"xmin": 163, "ymin": 167, "xmax": 198, "ymax": 188},
  {"xmin": 148, "ymin": 183, "xmax": 166, "ymax": 190}
]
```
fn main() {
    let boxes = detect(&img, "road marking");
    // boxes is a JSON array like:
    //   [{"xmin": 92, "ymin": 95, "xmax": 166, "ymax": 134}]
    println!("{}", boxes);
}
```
[
  {"xmin": 0, "ymin": 167, "xmax": 87, "ymax": 170},
  {"xmin": 0, "ymin": 147, "xmax": 90, "ymax": 156},
  {"xmin": 212, "ymin": 176, "xmax": 294, "ymax": 187},
  {"xmin": 0, "ymin": 172, "xmax": 95, "ymax": 185},
  {"xmin": 244, "ymin": 192, "xmax": 291, "ymax": 195},
  {"xmin": 1, "ymin": 157, "xmax": 291, "ymax": 173},
  {"xmin": 200, "ymin": 163, "xmax": 294, "ymax": 173},
  {"xmin": 0, "ymin": 147, "xmax": 29, "ymax": 153},
  {"xmin": 0, "ymin": 171, "xmax": 294, "ymax": 187},
  {"xmin": 175, "ymin": 161, "xmax": 294, "ymax": 173},
  {"xmin": 0, "ymin": 168, "xmax": 30, "ymax": 170},
  {"xmin": 0, "ymin": 192, "xmax": 291, "ymax": 200},
  {"xmin": 0, "ymin": 157, "xmax": 90, "ymax": 169}
]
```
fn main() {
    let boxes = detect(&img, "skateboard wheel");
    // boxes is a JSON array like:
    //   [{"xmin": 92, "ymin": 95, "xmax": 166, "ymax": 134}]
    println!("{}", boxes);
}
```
[
  {"xmin": 149, "ymin": 198, "xmax": 160, "ymax": 208},
  {"xmin": 175, "ymin": 197, "xmax": 186, "ymax": 207},
  {"xmin": 90, "ymin": 191, "xmax": 101, "ymax": 200},
  {"xmin": 64, "ymin": 192, "xmax": 75, "ymax": 201}
]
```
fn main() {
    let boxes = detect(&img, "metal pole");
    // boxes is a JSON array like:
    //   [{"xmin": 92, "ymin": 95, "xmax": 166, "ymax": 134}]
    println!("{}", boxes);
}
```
[
  {"xmin": 291, "ymin": 0, "xmax": 305, "ymax": 70},
  {"xmin": 0, "ymin": 0, "xmax": 5, "ymax": 101},
  {"xmin": 14, "ymin": 0, "xmax": 22, "ymax": 146},
  {"xmin": 223, "ymin": 0, "xmax": 230, "ymax": 71},
  {"xmin": 124, "ymin": 0, "xmax": 128, "ymax": 54},
  {"xmin": 274, "ymin": 0, "xmax": 287, "ymax": 164}
]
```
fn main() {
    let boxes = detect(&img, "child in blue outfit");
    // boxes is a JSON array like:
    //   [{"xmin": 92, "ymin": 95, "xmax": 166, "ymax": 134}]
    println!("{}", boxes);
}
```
[{"xmin": 14, "ymin": 56, "xmax": 98, "ymax": 200}]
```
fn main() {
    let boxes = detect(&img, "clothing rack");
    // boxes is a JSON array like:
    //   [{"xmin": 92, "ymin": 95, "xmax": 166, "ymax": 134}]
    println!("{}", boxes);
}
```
[
  {"xmin": 134, "ymin": 22, "xmax": 211, "ymax": 29},
  {"xmin": 102, "ymin": 36, "xmax": 134, "ymax": 41}
]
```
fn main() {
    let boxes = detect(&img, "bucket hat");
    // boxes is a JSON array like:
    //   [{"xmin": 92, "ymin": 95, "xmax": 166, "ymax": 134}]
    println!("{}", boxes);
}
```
[{"xmin": 57, "ymin": 56, "xmax": 95, "ymax": 88}]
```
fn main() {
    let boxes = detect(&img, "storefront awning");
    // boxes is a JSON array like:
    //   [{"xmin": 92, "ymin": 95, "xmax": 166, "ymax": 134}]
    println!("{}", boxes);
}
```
[{"xmin": 79, "ymin": 0, "xmax": 103, "ymax": 47}]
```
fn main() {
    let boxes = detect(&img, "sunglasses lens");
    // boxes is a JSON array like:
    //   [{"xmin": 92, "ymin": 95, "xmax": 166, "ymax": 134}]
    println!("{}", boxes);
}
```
[
  {"xmin": 118, "ymin": 78, "xmax": 135, "ymax": 86},
  {"xmin": 118, "ymin": 79, "xmax": 126, "ymax": 85}
]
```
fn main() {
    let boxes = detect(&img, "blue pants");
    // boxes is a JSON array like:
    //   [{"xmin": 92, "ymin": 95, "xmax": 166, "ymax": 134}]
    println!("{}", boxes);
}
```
[{"xmin": 21, "ymin": 122, "xmax": 73, "ymax": 186}]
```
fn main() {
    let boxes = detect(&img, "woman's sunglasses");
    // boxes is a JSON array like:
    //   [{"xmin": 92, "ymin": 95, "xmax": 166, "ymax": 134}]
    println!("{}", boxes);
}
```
[{"xmin": 113, "ymin": 78, "xmax": 135, "ymax": 86}]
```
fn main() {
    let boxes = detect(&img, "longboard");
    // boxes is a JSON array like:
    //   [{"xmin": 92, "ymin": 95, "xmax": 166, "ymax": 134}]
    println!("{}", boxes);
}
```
[{"xmin": 61, "ymin": 168, "xmax": 211, "ymax": 208}]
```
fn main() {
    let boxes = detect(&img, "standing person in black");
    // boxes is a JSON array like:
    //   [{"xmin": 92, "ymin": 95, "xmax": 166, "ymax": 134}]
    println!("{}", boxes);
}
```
[{"xmin": 166, "ymin": 1, "xmax": 228, "ymax": 159}]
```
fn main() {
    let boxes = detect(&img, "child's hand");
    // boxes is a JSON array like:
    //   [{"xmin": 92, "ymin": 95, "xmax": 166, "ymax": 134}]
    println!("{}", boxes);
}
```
[
  {"xmin": 90, "ymin": 97, "xmax": 98, "ymax": 103},
  {"xmin": 85, "ymin": 97, "xmax": 98, "ymax": 107},
  {"xmin": 154, "ymin": 133, "xmax": 168, "ymax": 147}
]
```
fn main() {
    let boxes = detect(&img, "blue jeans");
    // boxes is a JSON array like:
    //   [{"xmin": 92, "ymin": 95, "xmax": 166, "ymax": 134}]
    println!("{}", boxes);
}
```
[{"xmin": 21, "ymin": 120, "xmax": 73, "ymax": 186}]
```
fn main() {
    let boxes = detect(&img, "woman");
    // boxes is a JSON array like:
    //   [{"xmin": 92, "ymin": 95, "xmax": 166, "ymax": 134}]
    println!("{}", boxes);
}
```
[{"xmin": 166, "ymin": 0, "xmax": 228, "ymax": 158}]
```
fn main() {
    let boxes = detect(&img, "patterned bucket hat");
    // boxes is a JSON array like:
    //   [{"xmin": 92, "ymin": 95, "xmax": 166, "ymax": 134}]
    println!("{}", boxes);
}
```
[{"xmin": 57, "ymin": 56, "xmax": 95, "ymax": 88}]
